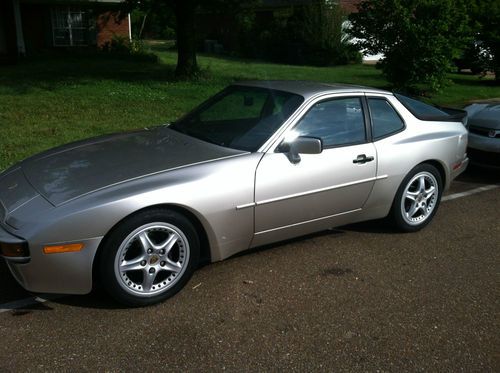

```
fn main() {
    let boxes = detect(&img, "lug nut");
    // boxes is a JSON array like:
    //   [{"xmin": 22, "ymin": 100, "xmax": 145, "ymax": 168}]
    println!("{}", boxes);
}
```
[
  {"xmin": 160, "ymin": 261, "xmax": 166, "ymax": 267},
  {"xmin": 147, "ymin": 248, "xmax": 153, "ymax": 254},
  {"xmin": 149, "ymin": 268, "xmax": 156, "ymax": 274},
  {"xmin": 141, "ymin": 260, "xmax": 147, "ymax": 266},
  {"xmin": 160, "ymin": 249, "xmax": 166, "ymax": 255}
]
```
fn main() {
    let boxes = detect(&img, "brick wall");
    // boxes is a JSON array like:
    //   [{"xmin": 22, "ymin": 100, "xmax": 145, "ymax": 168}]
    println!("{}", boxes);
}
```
[{"xmin": 96, "ymin": 11, "xmax": 129, "ymax": 47}]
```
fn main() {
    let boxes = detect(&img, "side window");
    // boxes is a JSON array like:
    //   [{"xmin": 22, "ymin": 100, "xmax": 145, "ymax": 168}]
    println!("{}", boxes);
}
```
[
  {"xmin": 291, "ymin": 97, "xmax": 366, "ymax": 147},
  {"xmin": 368, "ymin": 98, "xmax": 405, "ymax": 140}
]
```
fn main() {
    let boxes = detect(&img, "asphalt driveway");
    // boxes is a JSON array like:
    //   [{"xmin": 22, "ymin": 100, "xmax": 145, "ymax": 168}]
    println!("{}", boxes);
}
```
[{"xmin": 0, "ymin": 165, "xmax": 498, "ymax": 372}]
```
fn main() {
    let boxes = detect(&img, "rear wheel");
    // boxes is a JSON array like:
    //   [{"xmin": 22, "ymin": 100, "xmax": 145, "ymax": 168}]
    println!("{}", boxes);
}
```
[
  {"xmin": 391, "ymin": 164, "xmax": 443, "ymax": 232},
  {"xmin": 100, "ymin": 209, "xmax": 199, "ymax": 306}
]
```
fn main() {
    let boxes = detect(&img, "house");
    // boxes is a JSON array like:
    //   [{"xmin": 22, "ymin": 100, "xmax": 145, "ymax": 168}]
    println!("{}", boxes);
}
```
[{"xmin": 0, "ymin": 0, "xmax": 131, "ymax": 62}]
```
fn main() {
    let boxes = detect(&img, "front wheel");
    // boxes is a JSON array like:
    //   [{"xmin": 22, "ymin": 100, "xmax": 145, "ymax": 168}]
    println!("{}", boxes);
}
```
[
  {"xmin": 391, "ymin": 164, "xmax": 443, "ymax": 232},
  {"xmin": 100, "ymin": 209, "xmax": 200, "ymax": 306}
]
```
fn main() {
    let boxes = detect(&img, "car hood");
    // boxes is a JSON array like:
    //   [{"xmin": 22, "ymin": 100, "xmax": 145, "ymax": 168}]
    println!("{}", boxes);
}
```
[
  {"xmin": 20, "ymin": 127, "xmax": 245, "ymax": 206},
  {"xmin": 465, "ymin": 104, "xmax": 500, "ymax": 130}
]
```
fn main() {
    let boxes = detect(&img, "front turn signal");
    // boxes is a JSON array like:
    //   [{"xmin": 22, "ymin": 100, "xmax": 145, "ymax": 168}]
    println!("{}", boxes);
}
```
[{"xmin": 43, "ymin": 243, "xmax": 84, "ymax": 254}]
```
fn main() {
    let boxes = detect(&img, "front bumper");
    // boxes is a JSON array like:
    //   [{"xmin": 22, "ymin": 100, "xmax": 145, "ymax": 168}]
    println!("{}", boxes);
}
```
[
  {"xmin": 1, "ymin": 223, "xmax": 103, "ymax": 295},
  {"xmin": 468, "ymin": 133, "xmax": 500, "ymax": 153},
  {"xmin": 468, "ymin": 133, "xmax": 500, "ymax": 168}
]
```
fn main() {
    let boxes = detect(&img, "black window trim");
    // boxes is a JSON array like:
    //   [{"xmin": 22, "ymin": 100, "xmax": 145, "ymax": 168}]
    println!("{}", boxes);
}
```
[
  {"xmin": 288, "ymin": 95, "xmax": 369, "ymax": 150},
  {"xmin": 361, "ymin": 96, "xmax": 372, "ymax": 142},
  {"xmin": 365, "ymin": 96, "xmax": 407, "ymax": 142}
]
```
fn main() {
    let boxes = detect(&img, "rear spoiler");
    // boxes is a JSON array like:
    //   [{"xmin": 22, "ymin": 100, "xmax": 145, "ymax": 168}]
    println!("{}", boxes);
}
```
[{"xmin": 436, "ymin": 107, "xmax": 468, "ymax": 126}]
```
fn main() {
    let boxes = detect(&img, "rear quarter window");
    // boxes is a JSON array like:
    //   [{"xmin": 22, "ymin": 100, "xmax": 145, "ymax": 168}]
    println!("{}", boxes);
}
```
[{"xmin": 368, "ymin": 98, "xmax": 405, "ymax": 140}]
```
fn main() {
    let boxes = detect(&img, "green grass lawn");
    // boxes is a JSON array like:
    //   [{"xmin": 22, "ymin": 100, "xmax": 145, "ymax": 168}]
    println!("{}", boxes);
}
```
[{"xmin": 1, "ymin": 42, "xmax": 499, "ymax": 170}]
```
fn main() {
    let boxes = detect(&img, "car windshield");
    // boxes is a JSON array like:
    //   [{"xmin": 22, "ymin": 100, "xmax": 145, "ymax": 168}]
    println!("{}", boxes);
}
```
[{"xmin": 170, "ymin": 86, "xmax": 304, "ymax": 152}]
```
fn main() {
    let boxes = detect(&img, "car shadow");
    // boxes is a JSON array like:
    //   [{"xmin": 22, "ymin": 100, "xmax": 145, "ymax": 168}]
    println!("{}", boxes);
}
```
[
  {"xmin": 339, "ymin": 218, "xmax": 402, "ymax": 234},
  {"xmin": 0, "ymin": 260, "xmax": 32, "ymax": 304},
  {"xmin": 52, "ymin": 288, "xmax": 130, "ymax": 310},
  {"xmin": 229, "ymin": 228, "xmax": 346, "ymax": 260},
  {"xmin": 456, "ymin": 164, "xmax": 500, "ymax": 185}
]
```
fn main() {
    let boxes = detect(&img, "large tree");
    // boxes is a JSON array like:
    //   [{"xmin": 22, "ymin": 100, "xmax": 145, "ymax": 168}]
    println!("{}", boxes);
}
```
[
  {"xmin": 172, "ymin": 0, "xmax": 198, "ymax": 77},
  {"xmin": 470, "ymin": 0, "xmax": 500, "ymax": 82},
  {"xmin": 126, "ymin": 0, "xmax": 198, "ymax": 76},
  {"xmin": 349, "ymin": 0, "xmax": 470, "ymax": 91},
  {"xmin": 127, "ymin": 0, "xmax": 256, "ymax": 77}
]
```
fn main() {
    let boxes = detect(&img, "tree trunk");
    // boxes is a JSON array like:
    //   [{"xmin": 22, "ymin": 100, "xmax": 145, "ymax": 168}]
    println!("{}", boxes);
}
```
[
  {"xmin": 139, "ymin": 13, "xmax": 148, "ymax": 39},
  {"xmin": 174, "ymin": 0, "xmax": 198, "ymax": 77},
  {"xmin": 494, "ymin": 51, "xmax": 500, "ymax": 84}
]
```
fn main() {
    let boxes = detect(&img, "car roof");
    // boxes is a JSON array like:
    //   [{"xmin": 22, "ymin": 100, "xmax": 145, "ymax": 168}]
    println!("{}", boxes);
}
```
[{"xmin": 232, "ymin": 80, "xmax": 392, "ymax": 99}]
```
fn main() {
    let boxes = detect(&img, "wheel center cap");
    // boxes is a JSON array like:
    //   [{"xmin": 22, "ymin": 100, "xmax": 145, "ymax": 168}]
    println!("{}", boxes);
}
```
[{"xmin": 149, "ymin": 256, "xmax": 159, "ymax": 265}]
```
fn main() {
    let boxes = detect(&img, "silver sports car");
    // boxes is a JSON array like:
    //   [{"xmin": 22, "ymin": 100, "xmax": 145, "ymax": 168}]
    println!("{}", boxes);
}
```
[{"xmin": 0, "ymin": 81, "xmax": 469, "ymax": 306}]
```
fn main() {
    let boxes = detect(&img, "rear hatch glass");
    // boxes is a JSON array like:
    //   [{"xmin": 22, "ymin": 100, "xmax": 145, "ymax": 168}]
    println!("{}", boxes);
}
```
[{"xmin": 395, "ymin": 93, "xmax": 467, "ymax": 124}]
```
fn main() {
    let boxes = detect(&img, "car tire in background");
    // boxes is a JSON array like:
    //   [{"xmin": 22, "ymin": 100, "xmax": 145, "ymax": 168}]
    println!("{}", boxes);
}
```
[
  {"xmin": 391, "ymin": 163, "xmax": 443, "ymax": 232},
  {"xmin": 100, "ymin": 208, "xmax": 200, "ymax": 306}
]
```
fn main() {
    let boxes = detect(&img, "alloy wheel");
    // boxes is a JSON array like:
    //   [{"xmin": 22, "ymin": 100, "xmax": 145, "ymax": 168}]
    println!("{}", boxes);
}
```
[
  {"xmin": 400, "ymin": 171, "xmax": 439, "ymax": 226},
  {"xmin": 114, "ymin": 222, "xmax": 190, "ymax": 296}
]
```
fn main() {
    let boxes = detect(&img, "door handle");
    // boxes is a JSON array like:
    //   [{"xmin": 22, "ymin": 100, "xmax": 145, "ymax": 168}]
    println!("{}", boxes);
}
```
[{"xmin": 353, "ymin": 154, "xmax": 374, "ymax": 164}]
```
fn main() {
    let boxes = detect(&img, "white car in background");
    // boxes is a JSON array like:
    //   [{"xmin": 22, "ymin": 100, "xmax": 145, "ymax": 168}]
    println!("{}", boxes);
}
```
[{"xmin": 464, "ymin": 103, "xmax": 500, "ymax": 168}]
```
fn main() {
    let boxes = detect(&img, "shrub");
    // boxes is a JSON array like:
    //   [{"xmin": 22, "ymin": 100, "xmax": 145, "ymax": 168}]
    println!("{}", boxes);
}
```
[
  {"xmin": 101, "ymin": 35, "xmax": 131, "ymax": 54},
  {"xmin": 349, "ymin": 0, "xmax": 470, "ymax": 92},
  {"xmin": 469, "ymin": 0, "xmax": 500, "ymax": 83},
  {"xmin": 293, "ymin": 1, "xmax": 361, "ymax": 66},
  {"xmin": 233, "ymin": 0, "xmax": 361, "ymax": 66},
  {"xmin": 454, "ymin": 41, "xmax": 490, "ymax": 75},
  {"xmin": 100, "ymin": 35, "xmax": 158, "ymax": 62}
]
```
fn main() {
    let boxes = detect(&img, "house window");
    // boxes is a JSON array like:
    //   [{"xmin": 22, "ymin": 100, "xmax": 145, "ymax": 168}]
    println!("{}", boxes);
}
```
[{"xmin": 51, "ymin": 8, "xmax": 88, "ymax": 46}]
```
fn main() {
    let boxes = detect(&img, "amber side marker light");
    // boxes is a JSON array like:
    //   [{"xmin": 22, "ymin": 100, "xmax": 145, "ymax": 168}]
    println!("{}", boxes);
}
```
[{"xmin": 43, "ymin": 243, "xmax": 84, "ymax": 254}]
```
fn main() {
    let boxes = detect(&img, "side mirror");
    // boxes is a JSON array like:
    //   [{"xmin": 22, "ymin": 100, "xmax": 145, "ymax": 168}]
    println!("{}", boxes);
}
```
[{"xmin": 278, "ymin": 136, "xmax": 323, "ymax": 164}]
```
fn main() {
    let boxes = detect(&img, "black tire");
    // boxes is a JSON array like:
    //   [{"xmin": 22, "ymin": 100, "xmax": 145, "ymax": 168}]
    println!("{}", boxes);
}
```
[
  {"xmin": 391, "ymin": 164, "xmax": 443, "ymax": 232},
  {"xmin": 99, "ymin": 208, "xmax": 200, "ymax": 307}
]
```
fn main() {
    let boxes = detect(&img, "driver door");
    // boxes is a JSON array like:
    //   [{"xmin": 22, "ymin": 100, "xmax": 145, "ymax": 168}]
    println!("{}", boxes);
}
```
[{"xmin": 253, "ymin": 95, "xmax": 377, "ymax": 245}]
